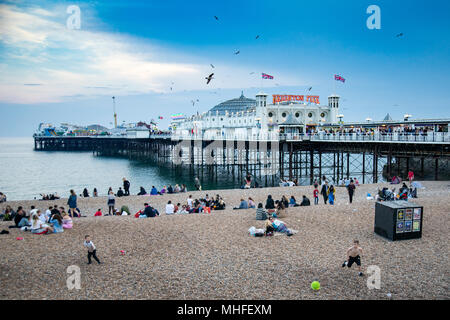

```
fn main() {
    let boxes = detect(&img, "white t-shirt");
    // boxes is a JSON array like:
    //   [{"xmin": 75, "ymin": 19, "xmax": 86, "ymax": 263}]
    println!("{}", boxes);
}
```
[
  {"xmin": 31, "ymin": 219, "xmax": 43, "ymax": 230},
  {"xmin": 166, "ymin": 204, "xmax": 175, "ymax": 214},
  {"xmin": 84, "ymin": 241, "xmax": 96, "ymax": 252},
  {"xmin": 187, "ymin": 198, "xmax": 193, "ymax": 207}
]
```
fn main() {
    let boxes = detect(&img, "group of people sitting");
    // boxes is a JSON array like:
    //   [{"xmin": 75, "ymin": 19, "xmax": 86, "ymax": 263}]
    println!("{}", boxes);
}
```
[
  {"xmin": 338, "ymin": 178, "xmax": 360, "ymax": 187},
  {"xmin": 6, "ymin": 205, "xmax": 73, "ymax": 234},
  {"xmin": 279, "ymin": 179, "xmax": 298, "ymax": 187},
  {"xmin": 164, "ymin": 194, "xmax": 226, "ymax": 214},
  {"xmin": 39, "ymin": 193, "xmax": 61, "ymax": 201},
  {"xmin": 377, "ymin": 182, "xmax": 418, "ymax": 201},
  {"xmin": 137, "ymin": 184, "xmax": 188, "ymax": 196}
]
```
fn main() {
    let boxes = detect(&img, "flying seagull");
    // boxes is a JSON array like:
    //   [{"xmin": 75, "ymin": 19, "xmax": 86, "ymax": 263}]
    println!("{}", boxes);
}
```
[
  {"xmin": 307, "ymin": 86, "xmax": 312, "ymax": 91},
  {"xmin": 205, "ymin": 73, "xmax": 214, "ymax": 84},
  {"xmin": 396, "ymin": 33, "xmax": 404, "ymax": 37},
  {"xmin": 214, "ymin": 16, "xmax": 219, "ymax": 20},
  {"xmin": 210, "ymin": 64, "xmax": 215, "ymax": 68},
  {"xmin": 191, "ymin": 100, "xmax": 196, "ymax": 106},
  {"xmin": 249, "ymin": 72, "xmax": 255, "ymax": 75},
  {"xmin": 255, "ymin": 35, "xmax": 260, "ymax": 39},
  {"xmin": 234, "ymin": 50, "xmax": 240, "ymax": 55}
]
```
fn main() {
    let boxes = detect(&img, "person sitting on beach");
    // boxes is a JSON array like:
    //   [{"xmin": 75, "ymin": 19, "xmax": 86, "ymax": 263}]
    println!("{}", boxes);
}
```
[
  {"xmin": 167, "ymin": 185, "xmax": 174, "ymax": 194},
  {"xmin": 137, "ymin": 186, "xmax": 147, "ymax": 196},
  {"xmin": 265, "ymin": 195, "xmax": 275, "ymax": 213},
  {"xmin": 1, "ymin": 205, "xmax": 15, "ymax": 221},
  {"xmin": 49, "ymin": 214, "xmax": 64, "ymax": 233},
  {"xmin": 166, "ymin": 201, "xmax": 175, "ymax": 215},
  {"xmin": 93, "ymin": 188, "xmax": 98, "ymax": 197},
  {"xmin": 248, "ymin": 197, "xmax": 256, "ymax": 209},
  {"xmin": 174, "ymin": 184, "xmax": 181, "ymax": 193},
  {"xmin": 8, "ymin": 206, "xmax": 30, "ymax": 228},
  {"xmin": 300, "ymin": 195, "xmax": 311, "ymax": 206},
  {"xmin": 117, "ymin": 187, "xmax": 124, "ymax": 197},
  {"xmin": 83, "ymin": 188, "xmax": 89, "ymax": 197},
  {"xmin": 354, "ymin": 177, "xmax": 360, "ymax": 186},
  {"xmin": 150, "ymin": 186, "xmax": 159, "ymax": 195},
  {"xmin": 120, "ymin": 205, "xmax": 130, "ymax": 215},
  {"xmin": 94, "ymin": 209, "xmax": 102, "ymax": 216},
  {"xmin": 289, "ymin": 196, "xmax": 299, "ymax": 207},
  {"xmin": 0, "ymin": 192, "xmax": 7, "ymax": 203},
  {"xmin": 256, "ymin": 203, "xmax": 267, "ymax": 220},
  {"xmin": 31, "ymin": 211, "xmax": 53, "ymax": 234},
  {"xmin": 178, "ymin": 205, "xmax": 189, "ymax": 214},
  {"xmin": 72, "ymin": 207, "xmax": 82, "ymax": 218},
  {"xmin": 275, "ymin": 201, "xmax": 287, "ymax": 218},
  {"xmin": 233, "ymin": 198, "xmax": 249, "ymax": 210},
  {"xmin": 62, "ymin": 213, "xmax": 73, "ymax": 229},
  {"xmin": 143, "ymin": 203, "xmax": 159, "ymax": 217},
  {"xmin": 191, "ymin": 201, "xmax": 203, "ymax": 213},
  {"xmin": 214, "ymin": 198, "xmax": 226, "ymax": 210},
  {"xmin": 160, "ymin": 186, "xmax": 167, "ymax": 194},
  {"xmin": 281, "ymin": 195, "xmax": 289, "ymax": 208},
  {"xmin": 180, "ymin": 184, "xmax": 187, "ymax": 192}
]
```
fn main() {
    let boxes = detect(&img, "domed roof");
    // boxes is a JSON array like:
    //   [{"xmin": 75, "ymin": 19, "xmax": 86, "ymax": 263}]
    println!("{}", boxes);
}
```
[{"xmin": 209, "ymin": 91, "xmax": 256, "ymax": 115}]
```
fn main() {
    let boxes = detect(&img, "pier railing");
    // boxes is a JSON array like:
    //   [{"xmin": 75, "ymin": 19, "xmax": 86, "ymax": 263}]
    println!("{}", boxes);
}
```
[{"xmin": 281, "ymin": 132, "xmax": 450, "ymax": 143}]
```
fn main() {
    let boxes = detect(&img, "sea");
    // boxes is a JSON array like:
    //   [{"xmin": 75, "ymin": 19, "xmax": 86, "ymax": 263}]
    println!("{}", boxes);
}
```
[
  {"xmin": 0, "ymin": 137, "xmax": 239, "ymax": 201},
  {"xmin": 0, "ymin": 137, "xmax": 388, "ymax": 201}
]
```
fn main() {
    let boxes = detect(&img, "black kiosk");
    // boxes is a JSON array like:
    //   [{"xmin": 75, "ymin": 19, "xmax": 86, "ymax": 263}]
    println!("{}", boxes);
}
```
[{"xmin": 374, "ymin": 201, "xmax": 423, "ymax": 241}]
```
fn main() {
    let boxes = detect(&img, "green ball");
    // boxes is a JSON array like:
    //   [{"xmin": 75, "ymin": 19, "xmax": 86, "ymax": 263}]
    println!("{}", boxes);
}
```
[{"xmin": 311, "ymin": 281, "xmax": 320, "ymax": 290}]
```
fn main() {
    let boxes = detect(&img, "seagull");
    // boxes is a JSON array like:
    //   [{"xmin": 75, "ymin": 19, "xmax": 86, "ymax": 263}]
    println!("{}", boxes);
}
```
[
  {"xmin": 307, "ymin": 86, "xmax": 312, "ymax": 91},
  {"xmin": 210, "ymin": 64, "xmax": 215, "ymax": 68},
  {"xmin": 234, "ymin": 50, "xmax": 240, "ymax": 55},
  {"xmin": 214, "ymin": 16, "xmax": 219, "ymax": 20},
  {"xmin": 249, "ymin": 72, "xmax": 255, "ymax": 75},
  {"xmin": 255, "ymin": 35, "xmax": 260, "ymax": 39},
  {"xmin": 191, "ymin": 100, "xmax": 196, "ymax": 106},
  {"xmin": 205, "ymin": 73, "xmax": 214, "ymax": 84},
  {"xmin": 396, "ymin": 33, "xmax": 404, "ymax": 37}
]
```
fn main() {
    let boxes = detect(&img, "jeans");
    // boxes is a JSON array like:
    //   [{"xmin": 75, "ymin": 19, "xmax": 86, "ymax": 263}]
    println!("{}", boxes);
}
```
[
  {"xmin": 18, "ymin": 218, "xmax": 30, "ymax": 227},
  {"xmin": 87, "ymin": 250, "xmax": 100, "ymax": 264},
  {"xmin": 314, "ymin": 197, "xmax": 319, "ymax": 205}
]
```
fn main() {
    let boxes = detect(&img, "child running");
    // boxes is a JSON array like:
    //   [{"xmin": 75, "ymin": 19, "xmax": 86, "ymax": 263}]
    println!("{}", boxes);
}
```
[
  {"xmin": 342, "ymin": 239, "xmax": 363, "ymax": 276},
  {"xmin": 84, "ymin": 235, "xmax": 101, "ymax": 265}
]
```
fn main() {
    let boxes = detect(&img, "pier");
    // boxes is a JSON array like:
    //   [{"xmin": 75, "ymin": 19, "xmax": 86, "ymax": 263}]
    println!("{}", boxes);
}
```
[{"xmin": 34, "ymin": 128, "xmax": 450, "ymax": 186}]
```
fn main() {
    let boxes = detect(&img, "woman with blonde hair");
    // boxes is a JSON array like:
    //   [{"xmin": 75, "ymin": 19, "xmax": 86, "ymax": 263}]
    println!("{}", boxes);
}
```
[
  {"xmin": 62, "ymin": 212, "xmax": 73, "ymax": 229},
  {"xmin": 31, "ymin": 211, "xmax": 53, "ymax": 234}
]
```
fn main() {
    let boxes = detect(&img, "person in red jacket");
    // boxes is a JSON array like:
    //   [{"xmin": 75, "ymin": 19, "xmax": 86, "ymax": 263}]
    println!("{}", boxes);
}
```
[
  {"xmin": 94, "ymin": 209, "xmax": 102, "ymax": 216},
  {"xmin": 313, "ymin": 188, "xmax": 319, "ymax": 205}
]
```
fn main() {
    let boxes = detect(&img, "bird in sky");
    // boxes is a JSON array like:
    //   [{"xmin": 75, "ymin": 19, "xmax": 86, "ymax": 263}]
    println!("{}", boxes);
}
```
[
  {"xmin": 210, "ymin": 64, "xmax": 215, "ymax": 68},
  {"xmin": 205, "ymin": 73, "xmax": 214, "ymax": 84},
  {"xmin": 396, "ymin": 33, "xmax": 404, "ymax": 37},
  {"xmin": 249, "ymin": 72, "xmax": 254, "ymax": 75},
  {"xmin": 255, "ymin": 35, "xmax": 260, "ymax": 39},
  {"xmin": 214, "ymin": 16, "xmax": 219, "ymax": 20},
  {"xmin": 307, "ymin": 86, "xmax": 312, "ymax": 91},
  {"xmin": 191, "ymin": 100, "xmax": 196, "ymax": 106},
  {"xmin": 234, "ymin": 50, "xmax": 240, "ymax": 55}
]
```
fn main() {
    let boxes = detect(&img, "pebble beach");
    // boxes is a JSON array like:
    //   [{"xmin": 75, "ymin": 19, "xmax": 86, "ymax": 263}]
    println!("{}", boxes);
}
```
[{"xmin": 0, "ymin": 181, "xmax": 449, "ymax": 300}]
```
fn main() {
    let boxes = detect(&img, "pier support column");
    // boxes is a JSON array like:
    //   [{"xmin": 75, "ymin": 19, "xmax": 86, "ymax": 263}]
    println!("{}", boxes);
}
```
[
  {"xmin": 309, "ymin": 150, "xmax": 314, "ymax": 185},
  {"xmin": 289, "ymin": 143, "xmax": 293, "ymax": 181},
  {"xmin": 362, "ymin": 152, "xmax": 366, "ymax": 184},
  {"xmin": 435, "ymin": 158, "xmax": 439, "ymax": 180}
]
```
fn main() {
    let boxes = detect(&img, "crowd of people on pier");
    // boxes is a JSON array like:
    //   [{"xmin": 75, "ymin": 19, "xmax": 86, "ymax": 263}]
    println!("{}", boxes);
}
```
[{"xmin": 305, "ymin": 125, "xmax": 444, "ymax": 136}]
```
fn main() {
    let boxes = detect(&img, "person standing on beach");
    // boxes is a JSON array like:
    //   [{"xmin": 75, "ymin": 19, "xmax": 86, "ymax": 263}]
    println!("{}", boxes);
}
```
[
  {"xmin": 408, "ymin": 170, "xmax": 414, "ymax": 183},
  {"xmin": 84, "ymin": 235, "xmax": 101, "ymax": 265},
  {"xmin": 123, "ymin": 178, "xmax": 130, "ymax": 196},
  {"xmin": 67, "ymin": 190, "xmax": 77, "ymax": 217},
  {"xmin": 107, "ymin": 190, "xmax": 115, "ymax": 215},
  {"xmin": 342, "ymin": 240, "xmax": 363, "ymax": 276},
  {"xmin": 327, "ymin": 184, "xmax": 336, "ymax": 205},
  {"xmin": 347, "ymin": 180, "xmax": 356, "ymax": 204},
  {"xmin": 313, "ymin": 187, "xmax": 319, "ymax": 205},
  {"xmin": 194, "ymin": 177, "xmax": 201, "ymax": 191},
  {"xmin": 321, "ymin": 182, "xmax": 329, "ymax": 204}
]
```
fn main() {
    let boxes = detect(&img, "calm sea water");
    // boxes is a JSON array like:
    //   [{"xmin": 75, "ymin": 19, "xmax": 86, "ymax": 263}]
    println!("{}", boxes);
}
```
[{"xmin": 0, "ymin": 137, "xmax": 240, "ymax": 201}]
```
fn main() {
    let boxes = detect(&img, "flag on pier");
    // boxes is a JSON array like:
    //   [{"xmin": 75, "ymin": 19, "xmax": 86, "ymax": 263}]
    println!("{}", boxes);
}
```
[
  {"xmin": 334, "ymin": 74, "xmax": 345, "ymax": 83},
  {"xmin": 262, "ymin": 73, "xmax": 274, "ymax": 79},
  {"xmin": 158, "ymin": 116, "xmax": 163, "ymax": 119}
]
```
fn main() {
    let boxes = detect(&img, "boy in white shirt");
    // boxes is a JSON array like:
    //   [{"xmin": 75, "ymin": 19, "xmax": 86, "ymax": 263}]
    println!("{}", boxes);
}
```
[
  {"xmin": 187, "ymin": 195, "xmax": 193, "ymax": 207},
  {"xmin": 84, "ymin": 235, "xmax": 101, "ymax": 265}
]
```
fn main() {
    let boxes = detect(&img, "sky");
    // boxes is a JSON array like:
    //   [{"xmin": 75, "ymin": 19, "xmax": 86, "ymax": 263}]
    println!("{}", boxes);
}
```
[{"xmin": 0, "ymin": 0, "xmax": 449, "ymax": 136}]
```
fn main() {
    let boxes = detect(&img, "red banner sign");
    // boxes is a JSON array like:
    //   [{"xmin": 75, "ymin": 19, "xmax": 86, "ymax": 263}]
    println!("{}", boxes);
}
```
[{"xmin": 273, "ymin": 94, "xmax": 319, "ymax": 105}]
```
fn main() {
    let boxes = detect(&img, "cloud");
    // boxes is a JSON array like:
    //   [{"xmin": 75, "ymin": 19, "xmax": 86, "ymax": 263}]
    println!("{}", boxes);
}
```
[{"xmin": 0, "ymin": 3, "xmax": 304, "ymax": 104}]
